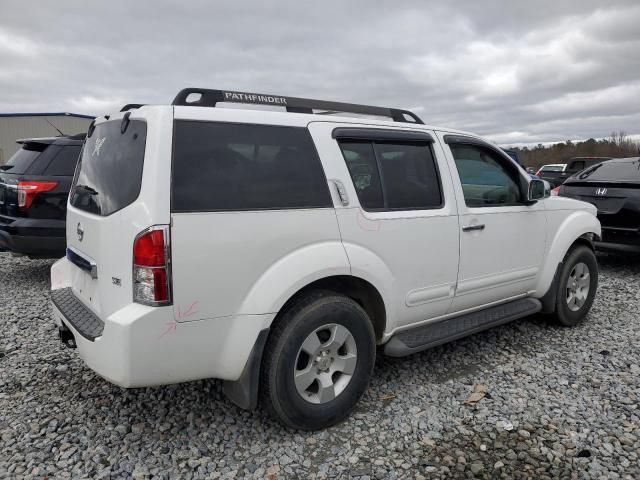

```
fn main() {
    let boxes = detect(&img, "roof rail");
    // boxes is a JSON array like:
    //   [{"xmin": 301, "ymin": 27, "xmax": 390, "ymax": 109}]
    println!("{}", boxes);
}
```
[
  {"xmin": 171, "ymin": 88, "xmax": 424, "ymax": 124},
  {"xmin": 120, "ymin": 104, "xmax": 145, "ymax": 112}
]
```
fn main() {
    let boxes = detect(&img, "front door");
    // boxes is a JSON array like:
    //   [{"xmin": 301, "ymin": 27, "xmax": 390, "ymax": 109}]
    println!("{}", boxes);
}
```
[{"xmin": 439, "ymin": 135, "xmax": 547, "ymax": 312}]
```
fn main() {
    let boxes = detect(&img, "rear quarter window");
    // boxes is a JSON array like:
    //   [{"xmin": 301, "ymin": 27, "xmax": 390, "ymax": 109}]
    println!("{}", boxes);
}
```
[{"xmin": 171, "ymin": 121, "xmax": 332, "ymax": 212}]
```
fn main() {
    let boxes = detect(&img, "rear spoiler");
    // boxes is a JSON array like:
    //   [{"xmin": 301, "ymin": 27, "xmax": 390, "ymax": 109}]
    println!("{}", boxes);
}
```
[
  {"xmin": 16, "ymin": 137, "xmax": 57, "ymax": 146},
  {"xmin": 16, "ymin": 133, "xmax": 86, "ymax": 146}
]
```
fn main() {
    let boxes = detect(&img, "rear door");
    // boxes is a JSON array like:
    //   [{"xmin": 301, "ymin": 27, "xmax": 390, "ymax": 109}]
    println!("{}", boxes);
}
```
[
  {"xmin": 309, "ymin": 122, "xmax": 460, "ymax": 330},
  {"xmin": 65, "ymin": 107, "xmax": 173, "ymax": 319}
]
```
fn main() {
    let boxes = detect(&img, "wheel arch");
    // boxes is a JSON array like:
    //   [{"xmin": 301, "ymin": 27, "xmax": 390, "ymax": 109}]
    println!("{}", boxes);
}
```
[
  {"xmin": 223, "ymin": 274, "xmax": 387, "ymax": 412},
  {"xmin": 275, "ymin": 275, "xmax": 387, "ymax": 342},
  {"xmin": 534, "ymin": 210, "xmax": 601, "ymax": 298},
  {"xmin": 538, "ymin": 230, "xmax": 600, "ymax": 314}
]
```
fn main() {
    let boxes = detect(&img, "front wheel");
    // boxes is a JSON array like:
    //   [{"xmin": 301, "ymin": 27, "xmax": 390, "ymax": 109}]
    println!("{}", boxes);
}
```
[
  {"xmin": 552, "ymin": 245, "xmax": 598, "ymax": 326},
  {"xmin": 260, "ymin": 291, "xmax": 376, "ymax": 430}
]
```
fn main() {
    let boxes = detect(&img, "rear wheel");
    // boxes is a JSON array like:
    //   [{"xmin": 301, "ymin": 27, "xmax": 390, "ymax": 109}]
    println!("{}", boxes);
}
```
[
  {"xmin": 552, "ymin": 245, "xmax": 598, "ymax": 326},
  {"xmin": 260, "ymin": 291, "xmax": 376, "ymax": 430}
]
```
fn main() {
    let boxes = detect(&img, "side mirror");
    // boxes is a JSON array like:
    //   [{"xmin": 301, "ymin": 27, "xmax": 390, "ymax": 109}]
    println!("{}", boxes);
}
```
[{"xmin": 528, "ymin": 178, "xmax": 548, "ymax": 201}]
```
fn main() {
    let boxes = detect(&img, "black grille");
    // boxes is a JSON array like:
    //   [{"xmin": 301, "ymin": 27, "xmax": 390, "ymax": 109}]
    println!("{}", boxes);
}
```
[{"xmin": 51, "ymin": 288, "xmax": 104, "ymax": 341}]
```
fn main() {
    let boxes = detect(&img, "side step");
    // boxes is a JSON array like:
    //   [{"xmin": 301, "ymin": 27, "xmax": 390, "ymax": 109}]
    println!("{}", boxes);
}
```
[{"xmin": 384, "ymin": 298, "xmax": 541, "ymax": 357}]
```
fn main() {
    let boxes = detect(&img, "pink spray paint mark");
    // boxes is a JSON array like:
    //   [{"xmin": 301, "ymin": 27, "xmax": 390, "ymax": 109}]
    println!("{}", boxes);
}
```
[
  {"xmin": 158, "ymin": 301, "xmax": 200, "ymax": 339},
  {"xmin": 158, "ymin": 322, "xmax": 177, "ymax": 339},
  {"xmin": 177, "ymin": 300, "xmax": 199, "ymax": 319}
]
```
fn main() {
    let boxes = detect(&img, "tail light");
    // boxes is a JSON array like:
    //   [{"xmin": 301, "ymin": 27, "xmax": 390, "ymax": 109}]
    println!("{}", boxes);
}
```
[
  {"xmin": 551, "ymin": 186, "xmax": 561, "ymax": 196},
  {"xmin": 133, "ymin": 226, "xmax": 172, "ymax": 306},
  {"xmin": 17, "ymin": 180, "xmax": 58, "ymax": 209}
]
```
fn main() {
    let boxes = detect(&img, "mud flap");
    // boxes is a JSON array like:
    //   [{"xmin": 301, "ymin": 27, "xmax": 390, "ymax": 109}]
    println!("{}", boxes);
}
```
[{"xmin": 222, "ymin": 328, "xmax": 269, "ymax": 410}]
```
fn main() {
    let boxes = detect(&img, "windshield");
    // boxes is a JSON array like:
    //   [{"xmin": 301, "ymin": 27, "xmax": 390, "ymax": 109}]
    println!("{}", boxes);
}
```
[
  {"xmin": 70, "ymin": 119, "xmax": 146, "ymax": 216},
  {"xmin": 541, "ymin": 165, "xmax": 564, "ymax": 172}
]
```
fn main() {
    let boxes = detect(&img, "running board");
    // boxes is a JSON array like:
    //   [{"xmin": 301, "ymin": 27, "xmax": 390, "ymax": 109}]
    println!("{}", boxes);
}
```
[{"xmin": 384, "ymin": 298, "xmax": 541, "ymax": 357}]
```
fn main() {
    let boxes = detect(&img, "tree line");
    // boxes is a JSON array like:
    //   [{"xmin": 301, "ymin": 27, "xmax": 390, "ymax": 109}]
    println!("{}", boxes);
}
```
[{"xmin": 506, "ymin": 131, "xmax": 640, "ymax": 169}]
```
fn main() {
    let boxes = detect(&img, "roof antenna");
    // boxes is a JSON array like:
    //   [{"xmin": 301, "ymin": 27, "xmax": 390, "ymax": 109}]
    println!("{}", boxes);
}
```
[{"xmin": 44, "ymin": 117, "xmax": 65, "ymax": 136}]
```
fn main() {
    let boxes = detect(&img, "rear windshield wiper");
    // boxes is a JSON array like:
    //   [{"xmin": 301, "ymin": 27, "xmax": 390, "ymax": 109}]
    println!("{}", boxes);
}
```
[
  {"xmin": 578, "ymin": 164, "xmax": 603, "ymax": 180},
  {"xmin": 74, "ymin": 184, "xmax": 99, "ymax": 196}
]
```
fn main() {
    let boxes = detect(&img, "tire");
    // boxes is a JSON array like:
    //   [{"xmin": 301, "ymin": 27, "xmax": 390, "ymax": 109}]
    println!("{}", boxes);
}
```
[
  {"xmin": 551, "ymin": 245, "xmax": 598, "ymax": 327},
  {"xmin": 260, "ymin": 290, "xmax": 376, "ymax": 430}
]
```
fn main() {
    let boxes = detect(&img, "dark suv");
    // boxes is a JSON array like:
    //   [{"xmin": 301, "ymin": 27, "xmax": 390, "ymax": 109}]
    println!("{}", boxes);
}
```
[{"xmin": 0, "ymin": 134, "xmax": 84, "ymax": 257}]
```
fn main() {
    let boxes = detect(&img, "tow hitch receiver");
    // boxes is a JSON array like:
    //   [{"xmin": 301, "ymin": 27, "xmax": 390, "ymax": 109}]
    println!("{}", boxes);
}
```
[{"xmin": 59, "ymin": 325, "xmax": 77, "ymax": 349}]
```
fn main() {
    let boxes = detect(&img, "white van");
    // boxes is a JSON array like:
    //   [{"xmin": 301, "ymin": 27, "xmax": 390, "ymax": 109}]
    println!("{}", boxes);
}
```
[{"xmin": 51, "ymin": 88, "xmax": 601, "ymax": 429}]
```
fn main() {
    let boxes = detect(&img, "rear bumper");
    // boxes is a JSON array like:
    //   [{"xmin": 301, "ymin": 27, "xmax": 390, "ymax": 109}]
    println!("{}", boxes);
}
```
[
  {"xmin": 596, "ymin": 227, "xmax": 640, "ymax": 253},
  {"xmin": 0, "ymin": 215, "xmax": 65, "ymax": 257},
  {"xmin": 50, "ymin": 260, "xmax": 274, "ymax": 387}
]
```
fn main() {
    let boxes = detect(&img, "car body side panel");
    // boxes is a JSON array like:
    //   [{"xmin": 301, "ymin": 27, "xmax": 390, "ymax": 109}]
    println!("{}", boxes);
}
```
[
  {"xmin": 170, "ymin": 209, "xmax": 346, "ymax": 322},
  {"xmin": 533, "ymin": 197, "xmax": 601, "ymax": 296},
  {"xmin": 236, "ymin": 240, "xmax": 351, "ymax": 316}
]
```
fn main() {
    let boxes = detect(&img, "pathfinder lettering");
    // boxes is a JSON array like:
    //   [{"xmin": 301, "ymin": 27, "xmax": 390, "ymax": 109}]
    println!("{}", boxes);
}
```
[{"xmin": 224, "ymin": 92, "xmax": 287, "ymax": 105}]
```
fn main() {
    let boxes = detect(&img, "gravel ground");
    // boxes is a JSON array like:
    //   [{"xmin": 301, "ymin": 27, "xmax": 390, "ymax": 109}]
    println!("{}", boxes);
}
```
[{"xmin": 1, "ymin": 252, "xmax": 639, "ymax": 479}]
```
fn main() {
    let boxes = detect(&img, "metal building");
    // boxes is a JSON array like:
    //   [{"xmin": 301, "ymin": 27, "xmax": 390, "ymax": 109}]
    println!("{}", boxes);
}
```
[{"xmin": 0, "ymin": 112, "xmax": 94, "ymax": 165}]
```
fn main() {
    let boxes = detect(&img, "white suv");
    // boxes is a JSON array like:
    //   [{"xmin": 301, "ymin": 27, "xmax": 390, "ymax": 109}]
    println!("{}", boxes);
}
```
[{"xmin": 51, "ymin": 88, "xmax": 601, "ymax": 430}]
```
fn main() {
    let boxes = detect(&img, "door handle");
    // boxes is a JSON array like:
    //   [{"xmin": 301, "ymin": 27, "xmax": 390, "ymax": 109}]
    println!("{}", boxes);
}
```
[
  {"xmin": 330, "ymin": 179, "xmax": 349, "ymax": 206},
  {"xmin": 462, "ymin": 224, "xmax": 485, "ymax": 232}
]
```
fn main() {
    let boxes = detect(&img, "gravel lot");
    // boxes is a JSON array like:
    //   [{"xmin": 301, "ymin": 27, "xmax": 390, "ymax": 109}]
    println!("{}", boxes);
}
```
[{"xmin": 1, "ymin": 252, "xmax": 639, "ymax": 479}]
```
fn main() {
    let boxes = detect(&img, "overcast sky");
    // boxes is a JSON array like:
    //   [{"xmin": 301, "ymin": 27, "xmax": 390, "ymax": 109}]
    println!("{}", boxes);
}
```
[{"xmin": 1, "ymin": 0, "xmax": 639, "ymax": 145}]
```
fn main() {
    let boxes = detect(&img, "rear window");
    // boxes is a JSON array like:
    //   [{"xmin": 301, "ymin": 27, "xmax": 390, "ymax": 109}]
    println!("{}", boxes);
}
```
[
  {"xmin": 1, "ymin": 144, "xmax": 46, "ymax": 175},
  {"xmin": 569, "ymin": 161, "xmax": 585, "ymax": 172},
  {"xmin": 575, "ymin": 159, "xmax": 640, "ymax": 181},
  {"xmin": 541, "ymin": 165, "xmax": 564, "ymax": 172},
  {"xmin": 44, "ymin": 145, "xmax": 81, "ymax": 176},
  {"xmin": 171, "ymin": 121, "xmax": 331, "ymax": 212},
  {"xmin": 70, "ymin": 120, "xmax": 146, "ymax": 216}
]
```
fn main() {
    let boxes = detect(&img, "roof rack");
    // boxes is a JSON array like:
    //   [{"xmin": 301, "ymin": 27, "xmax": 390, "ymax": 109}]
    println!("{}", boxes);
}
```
[
  {"xmin": 171, "ymin": 88, "xmax": 423, "ymax": 124},
  {"xmin": 120, "ymin": 104, "xmax": 145, "ymax": 112}
]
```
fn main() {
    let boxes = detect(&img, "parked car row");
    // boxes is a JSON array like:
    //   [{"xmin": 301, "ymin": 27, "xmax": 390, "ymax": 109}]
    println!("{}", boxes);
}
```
[{"xmin": 536, "ymin": 157, "xmax": 612, "ymax": 187}]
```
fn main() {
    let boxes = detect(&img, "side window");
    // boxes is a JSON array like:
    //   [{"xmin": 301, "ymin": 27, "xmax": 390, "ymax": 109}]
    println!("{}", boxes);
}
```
[
  {"xmin": 172, "ymin": 122, "xmax": 332, "ymax": 212},
  {"xmin": 570, "ymin": 161, "xmax": 585, "ymax": 172},
  {"xmin": 338, "ymin": 139, "xmax": 442, "ymax": 211},
  {"xmin": 375, "ymin": 143, "xmax": 442, "ymax": 209},
  {"xmin": 337, "ymin": 142, "xmax": 384, "ymax": 209},
  {"xmin": 449, "ymin": 143, "xmax": 523, "ymax": 207},
  {"xmin": 44, "ymin": 146, "xmax": 81, "ymax": 176}
]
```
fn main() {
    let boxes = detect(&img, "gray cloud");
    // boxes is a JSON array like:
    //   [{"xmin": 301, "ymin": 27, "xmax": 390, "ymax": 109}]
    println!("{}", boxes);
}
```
[{"xmin": 1, "ymin": 0, "xmax": 639, "ymax": 145}]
